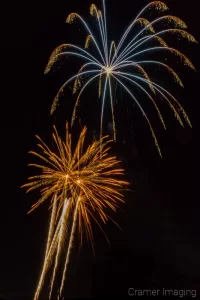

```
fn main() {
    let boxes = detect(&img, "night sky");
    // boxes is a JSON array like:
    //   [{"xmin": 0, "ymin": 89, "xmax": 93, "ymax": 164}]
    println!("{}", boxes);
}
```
[{"xmin": 0, "ymin": 0, "xmax": 198, "ymax": 299}]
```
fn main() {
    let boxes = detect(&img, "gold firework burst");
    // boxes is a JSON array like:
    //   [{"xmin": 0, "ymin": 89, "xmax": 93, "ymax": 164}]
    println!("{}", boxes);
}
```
[{"xmin": 22, "ymin": 123, "xmax": 128, "ymax": 300}]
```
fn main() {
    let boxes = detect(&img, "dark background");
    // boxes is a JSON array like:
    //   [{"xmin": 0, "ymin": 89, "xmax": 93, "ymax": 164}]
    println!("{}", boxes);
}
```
[{"xmin": 0, "ymin": 0, "xmax": 198, "ymax": 299}]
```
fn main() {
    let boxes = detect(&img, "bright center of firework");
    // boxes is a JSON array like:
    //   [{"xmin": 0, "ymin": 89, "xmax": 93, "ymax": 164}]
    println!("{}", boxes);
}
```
[
  {"xmin": 77, "ymin": 180, "xmax": 81, "ymax": 184},
  {"xmin": 66, "ymin": 175, "xmax": 69, "ymax": 179},
  {"xmin": 105, "ymin": 66, "xmax": 113, "ymax": 75}
]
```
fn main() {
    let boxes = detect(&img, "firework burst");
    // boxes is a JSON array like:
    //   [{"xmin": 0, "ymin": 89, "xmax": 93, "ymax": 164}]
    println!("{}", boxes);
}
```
[
  {"xmin": 22, "ymin": 123, "xmax": 128, "ymax": 299},
  {"xmin": 45, "ymin": 0, "xmax": 196, "ymax": 157}
]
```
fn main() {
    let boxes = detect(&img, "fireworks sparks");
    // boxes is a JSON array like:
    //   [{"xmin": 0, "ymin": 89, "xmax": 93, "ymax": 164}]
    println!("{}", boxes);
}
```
[
  {"xmin": 22, "ymin": 123, "xmax": 128, "ymax": 299},
  {"xmin": 21, "ymin": 2, "xmax": 196, "ymax": 299},
  {"xmin": 45, "ymin": 0, "xmax": 196, "ymax": 157}
]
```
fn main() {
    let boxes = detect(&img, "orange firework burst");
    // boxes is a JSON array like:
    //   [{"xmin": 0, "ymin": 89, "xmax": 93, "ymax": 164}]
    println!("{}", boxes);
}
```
[{"xmin": 22, "ymin": 123, "xmax": 128, "ymax": 300}]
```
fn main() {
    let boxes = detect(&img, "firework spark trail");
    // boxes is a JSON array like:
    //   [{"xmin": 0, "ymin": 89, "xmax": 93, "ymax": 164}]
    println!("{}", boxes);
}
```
[
  {"xmin": 50, "ymin": 70, "xmax": 101, "ymax": 115},
  {"xmin": 33, "ymin": 198, "xmax": 61, "ymax": 300},
  {"xmin": 109, "ymin": 41, "xmax": 117, "ymax": 64},
  {"xmin": 34, "ymin": 216, "xmax": 63, "ymax": 300},
  {"xmin": 100, "ymin": 76, "xmax": 108, "ymax": 139},
  {"xmin": 45, "ymin": 1, "xmax": 195, "ymax": 157},
  {"xmin": 111, "ymin": 73, "xmax": 162, "ymax": 157},
  {"xmin": 114, "ymin": 29, "xmax": 196, "ymax": 65},
  {"xmin": 90, "ymin": 5, "xmax": 105, "ymax": 52},
  {"xmin": 60, "ymin": 199, "xmax": 79, "ymax": 297},
  {"xmin": 108, "ymin": 75, "xmax": 116, "ymax": 141},
  {"xmin": 114, "ymin": 15, "xmax": 189, "ymax": 63},
  {"xmin": 113, "ymin": 46, "xmax": 196, "ymax": 71},
  {"xmin": 102, "ymin": 0, "xmax": 108, "ymax": 65},
  {"xmin": 23, "ymin": 124, "xmax": 128, "ymax": 299},
  {"xmin": 132, "ymin": 75, "xmax": 192, "ymax": 127},
  {"xmin": 113, "ymin": 1, "xmax": 168, "ymax": 59},
  {"xmin": 73, "ymin": 63, "xmax": 99, "ymax": 94},
  {"xmin": 117, "ymin": 71, "xmax": 188, "ymax": 126},
  {"xmin": 50, "ymin": 44, "xmax": 103, "ymax": 65},
  {"xmin": 45, "ymin": 195, "xmax": 57, "ymax": 257},
  {"xmin": 71, "ymin": 73, "xmax": 105, "ymax": 126},
  {"xmin": 113, "ymin": 72, "xmax": 166, "ymax": 130},
  {"xmin": 49, "ymin": 199, "xmax": 70, "ymax": 299},
  {"xmin": 131, "ymin": 61, "xmax": 184, "ymax": 87},
  {"xmin": 66, "ymin": 13, "xmax": 105, "ymax": 64}
]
